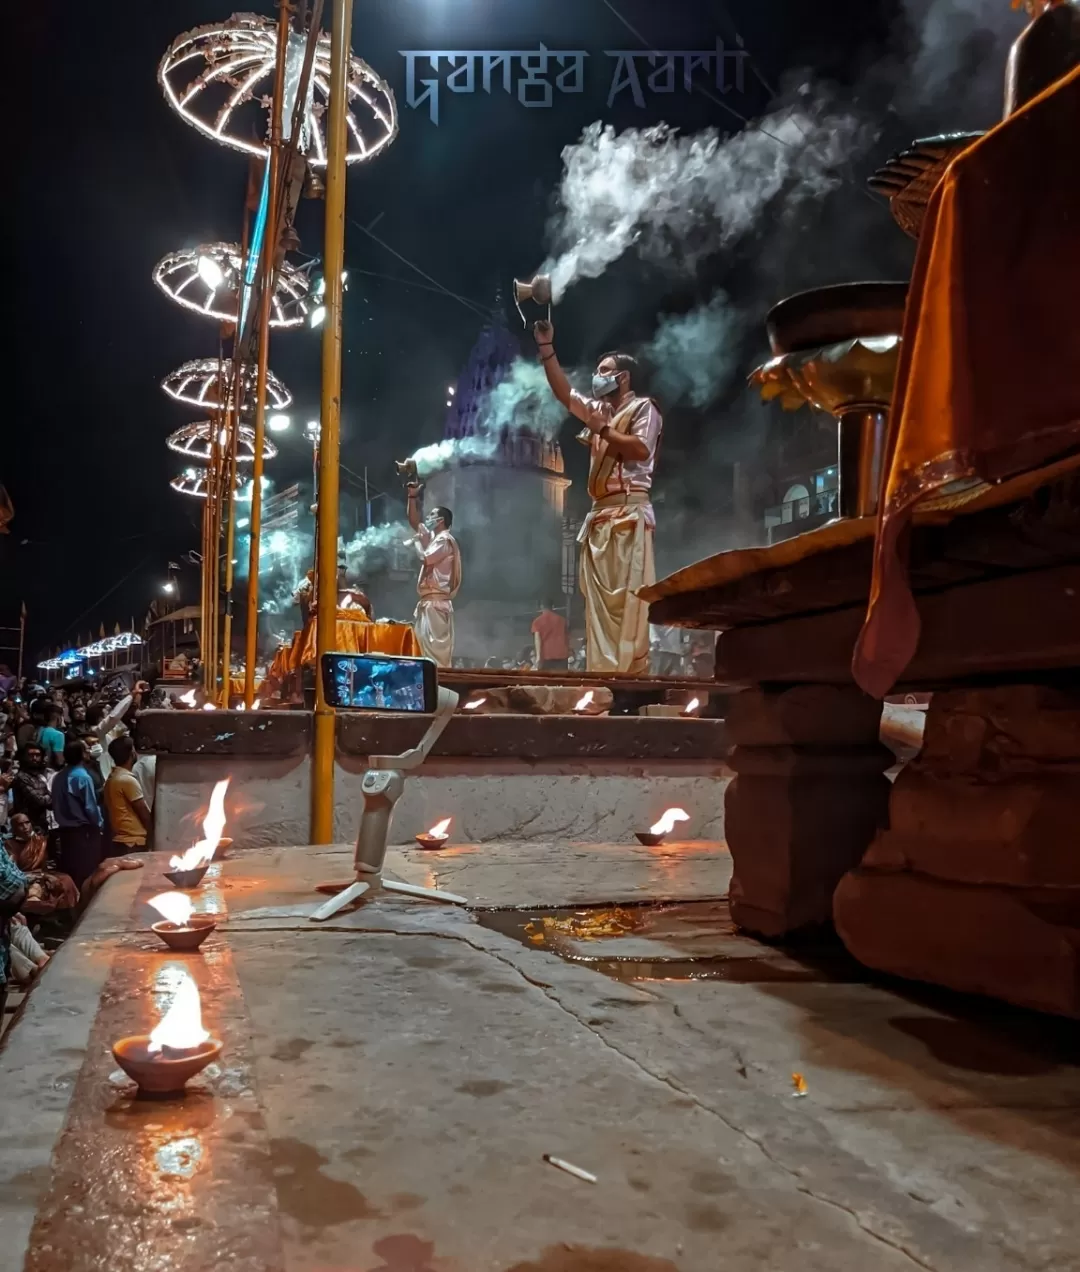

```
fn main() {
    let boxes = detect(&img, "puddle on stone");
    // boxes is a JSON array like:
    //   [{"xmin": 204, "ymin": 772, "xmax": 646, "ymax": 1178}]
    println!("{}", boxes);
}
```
[{"xmin": 475, "ymin": 901, "xmax": 864, "ymax": 985}]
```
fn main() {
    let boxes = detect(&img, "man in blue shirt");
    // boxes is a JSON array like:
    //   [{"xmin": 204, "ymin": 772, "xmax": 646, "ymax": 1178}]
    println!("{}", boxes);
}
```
[
  {"xmin": 52, "ymin": 739, "xmax": 104, "ymax": 889},
  {"xmin": 36, "ymin": 704, "xmax": 66, "ymax": 770}
]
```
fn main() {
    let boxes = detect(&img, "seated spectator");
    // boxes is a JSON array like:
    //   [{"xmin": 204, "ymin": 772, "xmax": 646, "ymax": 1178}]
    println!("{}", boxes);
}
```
[
  {"xmin": 0, "ymin": 842, "xmax": 29, "ymax": 1016},
  {"xmin": 4, "ymin": 812, "xmax": 48, "ymax": 873},
  {"xmin": 12, "ymin": 744, "xmax": 51, "ymax": 833},
  {"xmin": 104, "ymin": 736, "xmax": 151, "ymax": 854},
  {"xmin": 52, "ymin": 739, "xmax": 104, "ymax": 890},
  {"xmin": 8, "ymin": 915, "xmax": 49, "ymax": 985}
]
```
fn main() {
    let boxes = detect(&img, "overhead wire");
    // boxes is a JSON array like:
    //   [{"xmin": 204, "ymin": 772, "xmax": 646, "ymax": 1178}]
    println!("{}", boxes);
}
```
[{"xmin": 347, "ymin": 214, "xmax": 495, "ymax": 321}]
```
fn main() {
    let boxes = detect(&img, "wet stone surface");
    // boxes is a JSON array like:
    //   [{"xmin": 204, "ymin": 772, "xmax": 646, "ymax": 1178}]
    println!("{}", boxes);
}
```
[
  {"xmin": 4, "ymin": 841, "xmax": 1080, "ymax": 1272},
  {"xmin": 476, "ymin": 900, "xmax": 866, "ymax": 985}
]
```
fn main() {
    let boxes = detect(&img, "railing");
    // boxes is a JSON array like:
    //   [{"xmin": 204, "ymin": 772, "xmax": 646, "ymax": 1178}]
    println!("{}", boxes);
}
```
[{"xmin": 764, "ymin": 488, "xmax": 838, "ymax": 534}]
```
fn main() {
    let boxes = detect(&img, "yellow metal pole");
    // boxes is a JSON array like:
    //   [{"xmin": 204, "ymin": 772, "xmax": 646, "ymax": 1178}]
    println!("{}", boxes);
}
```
[
  {"xmin": 200, "ymin": 489, "xmax": 210, "ymax": 691},
  {"xmin": 244, "ymin": 0, "xmax": 292, "ymax": 708},
  {"xmin": 208, "ymin": 395, "xmax": 224, "ymax": 699},
  {"xmin": 311, "ymin": 0, "xmax": 352, "ymax": 844},
  {"xmin": 220, "ymin": 213, "xmax": 249, "ymax": 706}
]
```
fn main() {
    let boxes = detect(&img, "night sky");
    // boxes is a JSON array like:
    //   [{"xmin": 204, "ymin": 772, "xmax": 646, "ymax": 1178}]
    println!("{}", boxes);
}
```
[{"xmin": 7, "ymin": 0, "xmax": 1014, "ymax": 661}]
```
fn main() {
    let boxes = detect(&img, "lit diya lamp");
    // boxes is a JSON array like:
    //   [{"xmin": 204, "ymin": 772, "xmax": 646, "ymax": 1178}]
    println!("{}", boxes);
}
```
[
  {"xmin": 164, "ymin": 778, "xmax": 231, "ymax": 886},
  {"xmin": 178, "ymin": 688, "xmax": 197, "ymax": 708},
  {"xmin": 415, "ymin": 817, "xmax": 452, "ymax": 850},
  {"xmin": 112, "ymin": 972, "xmax": 222, "ymax": 1097},
  {"xmin": 683, "ymin": 697, "xmax": 701, "ymax": 716},
  {"xmin": 636, "ymin": 807, "xmax": 690, "ymax": 847},
  {"xmin": 463, "ymin": 697, "xmax": 486, "ymax": 712},
  {"xmin": 148, "ymin": 891, "xmax": 218, "ymax": 951},
  {"xmin": 573, "ymin": 690, "xmax": 595, "ymax": 713}
]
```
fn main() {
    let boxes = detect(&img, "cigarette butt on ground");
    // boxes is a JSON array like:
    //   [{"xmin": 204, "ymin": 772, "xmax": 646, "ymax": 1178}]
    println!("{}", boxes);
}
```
[{"xmin": 543, "ymin": 1154, "xmax": 598, "ymax": 1184}]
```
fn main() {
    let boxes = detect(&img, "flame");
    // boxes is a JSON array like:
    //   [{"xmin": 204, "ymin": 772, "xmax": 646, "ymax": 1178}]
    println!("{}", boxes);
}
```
[
  {"xmin": 169, "ymin": 841, "xmax": 216, "ymax": 871},
  {"xmin": 427, "ymin": 817, "xmax": 451, "ymax": 840},
  {"xmin": 179, "ymin": 689, "xmax": 197, "ymax": 707},
  {"xmin": 574, "ymin": 690, "xmax": 595, "ymax": 711},
  {"xmin": 649, "ymin": 807, "xmax": 690, "ymax": 837},
  {"xmin": 683, "ymin": 697, "xmax": 700, "ymax": 715},
  {"xmin": 149, "ymin": 892, "xmax": 195, "ymax": 926},
  {"xmin": 203, "ymin": 778, "xmax": 229, "ymax": 854},
  {"xmin": 148, "ymin": 974, "xmax": 211, "ymax": 1053},
  {"xmin": 202, "ymin": 702, "xmax": 216, "ymax": 711},
  {"xmin": 169, "ymin": 778, "xmax": 230, "ymax": 870},
  {"xmin": 464, "ymin": 698, "xmax": 485, "ymax": 711},
  {"xmin": 236, "ymin": 702, "xmax": 246, "ymax": 712},
  {"xmin": 253, "ymin": 698, "xmax": 261, "ymax": 710}
]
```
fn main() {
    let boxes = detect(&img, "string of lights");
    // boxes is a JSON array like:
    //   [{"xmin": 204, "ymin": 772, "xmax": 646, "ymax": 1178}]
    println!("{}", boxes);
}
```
[
  {"xmin": 153, "ymin": 243, "xmax": 314, "ymax": 328},
  {"xmin": 158, "ymin": 14, "xmax": 397, "ymax": 168}
]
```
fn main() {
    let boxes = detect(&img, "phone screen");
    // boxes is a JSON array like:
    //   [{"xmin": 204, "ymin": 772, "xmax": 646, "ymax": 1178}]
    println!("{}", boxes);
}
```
[{"xmin": 320, "ymin": 653, "xmax": 437, "ymax": 713}]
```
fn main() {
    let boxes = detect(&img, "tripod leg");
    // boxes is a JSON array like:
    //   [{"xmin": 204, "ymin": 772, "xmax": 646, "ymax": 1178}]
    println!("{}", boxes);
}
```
[
  {"xmin": 310, "ymin": 880, "xmax": 370, "ymax": 922},
  {"xmin": 383, "ymin": 880, "xmax": 467, "ymax": 906}
]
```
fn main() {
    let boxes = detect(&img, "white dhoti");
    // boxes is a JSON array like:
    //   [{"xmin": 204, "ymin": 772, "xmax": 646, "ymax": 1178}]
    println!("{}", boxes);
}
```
[
  {"xmin": 578, "ymin": 497, "xmax": 655, "ymax": 675},
  {"xmin": 414, "ymin": 595, "xmax": 455, "ymax": 667}
]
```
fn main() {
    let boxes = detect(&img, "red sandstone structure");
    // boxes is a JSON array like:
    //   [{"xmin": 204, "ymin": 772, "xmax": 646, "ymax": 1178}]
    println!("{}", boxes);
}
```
[{"xmin": 645, "ymin": 10, "xmax": 1080, "ymax": 1018}]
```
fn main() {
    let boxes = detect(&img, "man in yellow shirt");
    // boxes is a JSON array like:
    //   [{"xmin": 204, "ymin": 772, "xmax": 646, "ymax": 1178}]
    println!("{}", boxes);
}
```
[{"xmin": 103, "ymin": 737, "xmax": 151, "ymax": 853}]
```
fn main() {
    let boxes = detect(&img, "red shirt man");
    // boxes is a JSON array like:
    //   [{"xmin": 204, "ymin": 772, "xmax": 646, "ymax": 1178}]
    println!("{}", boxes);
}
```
[{"xmin": 531, "ymin": 603, "xmax": 570, "ymax": 670}]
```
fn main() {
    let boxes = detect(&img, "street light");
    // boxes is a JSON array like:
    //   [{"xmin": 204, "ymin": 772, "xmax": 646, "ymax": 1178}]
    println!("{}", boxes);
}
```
[
  {"xmin": 163, "ymin": 581, "xmax": 176, "ymax": 594},
  {"xmin": 268, "ymin": 413, "xmax": 292, "ymax": 433},
  {"xmin": 196, "ymin": 254, "xmax": 225, "ymax": 289}
]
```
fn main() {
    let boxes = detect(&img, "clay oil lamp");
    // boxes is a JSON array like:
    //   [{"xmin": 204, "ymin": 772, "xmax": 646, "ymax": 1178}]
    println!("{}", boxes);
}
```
[
  {"xmin": 636, "ymin": 807, "xmax": 690, "ymax": 847},
  {"xmin": 148, "ymin": 891, "xmax": 218, "ymax": 951},
  {"xmin": 164, "ymin": 842, "xmax": 215, "ymax": 889},
  {"xmin": 415, "ymin": 817, "xmax": 452, "ymax": 851},
  {"xmin": 112, "ymin": 973, "xmax": 222, "ymax": 1097},
  {"xmin": 165, "ymin": 777, "xmax": 232, "ymax": 885}
]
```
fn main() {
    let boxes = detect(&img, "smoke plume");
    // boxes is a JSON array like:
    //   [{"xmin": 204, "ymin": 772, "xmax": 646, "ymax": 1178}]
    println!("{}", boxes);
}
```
[
  {"xmin": 543, "ymin": 102, "xmax": 874, "ymax": 300},
  {"xmin": 340, "ymin": 520, "xmax": 414, "ymax": 576},
  {"xmin": 409, "ymin": 359, "xmax": 573, "ymax": 476},
  {"xmin": 410, "ymin": 436, "xmax": 497, "ymax": 477},
  {"xmin": 898, "ymin": 0, "xmax": 1019, "ymax": 117},
  {"xmin": 644, "ymin": 293, "xmax": 747, "ymax": 409},
  {"xmin": 483, "ymin": 359, "xmax": 566, "ymax": 439}
]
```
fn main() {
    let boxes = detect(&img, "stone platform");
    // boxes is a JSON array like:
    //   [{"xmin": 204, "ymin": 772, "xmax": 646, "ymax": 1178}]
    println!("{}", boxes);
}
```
[
  {"xmin": 2, "ymin": 840, "xmax": 1078, "ymax": 1272},
  {"xmin": 137, "ymin": 711, "xmax": 731, "ymax": 855}
]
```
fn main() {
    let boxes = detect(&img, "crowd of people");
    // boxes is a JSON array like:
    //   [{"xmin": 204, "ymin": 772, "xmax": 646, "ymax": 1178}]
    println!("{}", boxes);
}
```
[{"xmin": 0, "ymin": 670, "xmax": 156, "ymax": 1016}]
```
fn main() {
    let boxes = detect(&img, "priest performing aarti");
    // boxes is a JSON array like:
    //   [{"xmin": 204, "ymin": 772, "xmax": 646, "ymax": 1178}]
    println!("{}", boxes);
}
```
[
  {"xmin": 406, "ymin": 484, "xmax": 462, "ymax": 667},
  {"xmin": 533, "ymin": 320, "xmax": 663, "ymax": 675}
]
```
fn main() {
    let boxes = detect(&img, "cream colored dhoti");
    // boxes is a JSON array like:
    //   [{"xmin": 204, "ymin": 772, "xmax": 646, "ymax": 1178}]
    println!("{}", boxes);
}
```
[
  {"xmin": 414, "ymin": 595, "xmax": 455, "ymax": 667},
  {"xmin": 578, "ymin": 497, "xmax": 655, "ymax": 675}
]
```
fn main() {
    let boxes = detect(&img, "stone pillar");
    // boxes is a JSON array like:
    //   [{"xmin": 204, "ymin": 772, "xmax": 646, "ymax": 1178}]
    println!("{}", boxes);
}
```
[
  {"xmin": 835, "ymin": 684, "xmax": 1080, "ymax": 1017},
  {"xmin": 724, "ymin": 685, "xmax": 891, "ymax": 937}
]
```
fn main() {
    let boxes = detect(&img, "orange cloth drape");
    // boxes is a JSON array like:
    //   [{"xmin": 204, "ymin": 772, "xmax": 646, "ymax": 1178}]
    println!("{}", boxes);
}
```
[
  {"xmin": 295, "ymin": 612, "xmax": 420, "ymax": 668},
  {"xmin": 853, "ymin": 66, "xmax": 1080, "ymax": 698}
]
